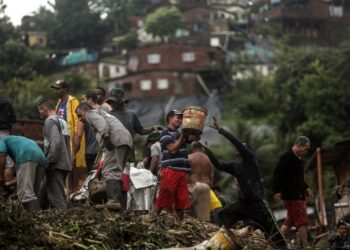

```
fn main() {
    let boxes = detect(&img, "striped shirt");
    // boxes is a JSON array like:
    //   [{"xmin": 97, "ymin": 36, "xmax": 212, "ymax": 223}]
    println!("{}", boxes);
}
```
[{"xmin": 160, "ymin": 127, "xmax": 190, "ymax": 172}]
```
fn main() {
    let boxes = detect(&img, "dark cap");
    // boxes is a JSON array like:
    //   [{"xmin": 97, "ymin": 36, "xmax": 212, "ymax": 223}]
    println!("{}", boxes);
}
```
[
  {"xmin": 147, "ymin": 132, "xmax": 160, "ymax": 142},
  {"xmin": 166, "ymin": 109, "xmax": 183, "ymax": 122},
  {"xmin": 51, "ymin": 80, "xmax": 68, "ymax": 89},
  {"xmin": 106, "ymin": 87, "xmax": 128, "ymax": 104}
]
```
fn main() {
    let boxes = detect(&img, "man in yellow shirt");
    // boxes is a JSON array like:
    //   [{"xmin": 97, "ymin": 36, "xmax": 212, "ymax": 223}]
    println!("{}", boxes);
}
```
[{"xmin": 51, "ymin": 80, "xmax": 86, "ymax": 191}]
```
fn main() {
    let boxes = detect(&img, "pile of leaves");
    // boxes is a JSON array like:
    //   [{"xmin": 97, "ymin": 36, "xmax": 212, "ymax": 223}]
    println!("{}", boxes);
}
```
[{"xmin": 0, "ymin": 201, "xmax": 219, "ymax": 250}]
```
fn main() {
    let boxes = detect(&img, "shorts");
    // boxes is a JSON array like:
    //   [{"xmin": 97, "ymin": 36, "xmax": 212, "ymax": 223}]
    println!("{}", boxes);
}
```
[
  {"xmin": 284, "ymin": 200, "xmax": 307, "ymax": 228},
  {"xmin": 155, "ymin": 168, "xmax": 190, "ymax": 210}
]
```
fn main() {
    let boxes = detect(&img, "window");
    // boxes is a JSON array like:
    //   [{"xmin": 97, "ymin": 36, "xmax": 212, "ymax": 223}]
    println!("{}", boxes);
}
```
[
  {"xmin": 36, "ymin": 37, "xmax": 44, "ymax": 46},
  {"xmin": 157, "ymin": 79, "xmax": 169, "ymax": 89},
  {"xmin": 140, "ymin": 80, "xmax": 152, "ymax": 90},
  {"xmin": 123, "ymin": 82, "xmax": 133, "ymax": 92},
  {"xmin": 208, "ymin": 52, "xmax": 216, "ymax": 61},
  {"xmin": 182, "ymin": 52, "xmax": 195, "ymax": 62},
  {"xmin": 147, "ymin": 54, "xmax": 161, "ymax": 64},
  {"xmin": 102, "ymin": 65, "xmax": 110, "ymax": 77},
  {"xmin": 128, "ymin": 56, "xmax": 139, "ymax": 71}
]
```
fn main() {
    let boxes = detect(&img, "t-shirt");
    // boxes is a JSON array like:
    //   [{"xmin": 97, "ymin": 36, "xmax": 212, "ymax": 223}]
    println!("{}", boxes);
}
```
[
  {"xmin": 0, "ymin": 136, "xmax": 47, "ymax": 167},
  {"xmin": 151, "ymin": 141, "xmax": 162, "ymax": 169},
  {"xmin": 160, "ymin": 127, "xmax": 190, "ymax": 172},
  {"xmin": 57, "ymin": 100, "xmax": 67, "ymax": 121},
  {"xmin": 109, "ymin": 110, "xmax": 144, "ymax": 138}
]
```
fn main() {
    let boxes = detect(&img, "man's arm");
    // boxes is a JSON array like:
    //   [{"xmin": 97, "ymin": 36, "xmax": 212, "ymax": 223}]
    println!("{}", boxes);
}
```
[
  {"xmin": 0, "ymin": 153, "xmax": 6, "ymax": 183},
  {"xmin": 203, "ymin": 145, "xmax": 238, "ymax": 175},
  {"xmin": 210, "ymin": 117, "xmax": 251, "ymax": 158},
  {"xmin": 149, "ymin": 143, "xmax": 161, "ymax": 174},
  {"xmin": 46, "ymin": 119, "xmax": 62, "ymax": 164},
  {"xmin": 149, "ymin": 155, "xmax": 159, "ymax": 174},
  {"xmin": 209, "ymin": 162, "xmax": 214, "ymax": 187},
  {"xmin": 73, "ymin": 121, "xmax": 84, "ymax": 155},
  {"xmin": 273, "ymin": 154, "xmax": 287, "ymax": 200},
  {"xmin": 165, "ymin": 134, "xmax": 185, "ymax": 154},
  {"xmin": 131, "ymin": 111, "xmax": 162, "ymax": 135}
]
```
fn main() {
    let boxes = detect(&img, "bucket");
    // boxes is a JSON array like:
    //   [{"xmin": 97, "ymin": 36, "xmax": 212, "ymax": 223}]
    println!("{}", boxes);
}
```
[{"xmin": 182, "ymin": 106, "xmax": 207, "ymax": 136}]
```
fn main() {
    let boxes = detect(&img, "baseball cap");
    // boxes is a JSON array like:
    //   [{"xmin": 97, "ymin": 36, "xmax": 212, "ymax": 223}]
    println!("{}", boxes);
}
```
[
  {"xmin": 166, "ymin": 109, "xmax": 183, "ymax": 122},
  {"xmin": 51, "ymin": 80, "xmax": 68, "ymax": 89}
]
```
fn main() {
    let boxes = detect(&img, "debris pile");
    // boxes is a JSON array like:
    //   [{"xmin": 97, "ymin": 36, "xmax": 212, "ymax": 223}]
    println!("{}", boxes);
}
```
[{"xmin": 0, "ymin": 201, "xmax": 220, "ymax": 249}]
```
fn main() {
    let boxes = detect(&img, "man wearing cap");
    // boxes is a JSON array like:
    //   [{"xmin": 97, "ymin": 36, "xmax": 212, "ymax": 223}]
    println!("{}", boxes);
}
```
[
  {"xmin": 106, "ymin": 88, "xmax": 162, "ymax": 162},
  {"xmin": 75, "ymin": 103, "xmax": 133, "ymax": 210},
  {"xmin": 155, "ymin": 110, "xmax": 198, "ymax": 220},
  {"xmin": 51, "ymin": 80, "xmax": 86, "ymax": 191}
]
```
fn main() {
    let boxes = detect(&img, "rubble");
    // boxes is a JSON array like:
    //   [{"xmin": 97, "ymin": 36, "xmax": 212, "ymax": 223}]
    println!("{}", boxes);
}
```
[{"xmin": 0, "ymin": 201, "xmax": 219, "ymax": 250}]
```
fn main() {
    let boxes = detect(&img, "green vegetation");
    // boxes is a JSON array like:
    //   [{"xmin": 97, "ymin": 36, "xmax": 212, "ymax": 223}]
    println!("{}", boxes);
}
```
[
  {"xmin": 145, "ymin": 7, "xmax": 183, "ymax": 41},
  {"xmin": 215, "ymin": 44, "xmax": 350, "ymax": 202}
]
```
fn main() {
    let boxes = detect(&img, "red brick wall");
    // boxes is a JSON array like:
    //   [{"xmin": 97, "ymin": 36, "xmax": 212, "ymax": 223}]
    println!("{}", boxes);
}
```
[
  {"xmin": 10, "ymin": 120, "xmax": 44, "ymax": 147},
  {"xmin": 71, "ymin": 63, "xmax": 98, "ymax": 79},
  {"xmin": 108, "ymin": 71, "xmax": 199, "ymax": 98},
  {"xmin": 127, "ymin": 44, "xmax": 223, "ymax": 72},
  {"xmin": 182, "ymin": 7, "xmax": 211, "ymax": 32}
]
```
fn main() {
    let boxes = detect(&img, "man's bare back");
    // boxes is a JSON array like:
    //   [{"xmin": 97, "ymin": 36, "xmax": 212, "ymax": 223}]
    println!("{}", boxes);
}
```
[{"xmin": 188, "ymin": 151, "xmax": 214, "ymax": 185}]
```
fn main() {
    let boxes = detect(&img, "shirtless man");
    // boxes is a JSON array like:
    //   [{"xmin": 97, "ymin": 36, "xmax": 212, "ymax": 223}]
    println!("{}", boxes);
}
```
[{"xmin": 188, "ymin": 141, "xmax": 214, "ymax": 221}]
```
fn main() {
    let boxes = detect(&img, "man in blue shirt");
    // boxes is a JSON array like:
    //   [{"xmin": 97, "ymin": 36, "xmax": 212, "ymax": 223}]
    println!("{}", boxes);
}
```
[
  {"xmin": 155, "ymin": 110, "xmax": 198, "ymax": 220},
  {"xmin": 0, "ymin": 136, "xmax": 46, "ymax": 210}
]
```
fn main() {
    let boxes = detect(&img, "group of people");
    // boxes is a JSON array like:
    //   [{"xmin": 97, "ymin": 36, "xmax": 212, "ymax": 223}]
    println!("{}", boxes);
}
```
[{"xmin": 0, "ymin": 81, "xmax": 349, "ymax": 248}]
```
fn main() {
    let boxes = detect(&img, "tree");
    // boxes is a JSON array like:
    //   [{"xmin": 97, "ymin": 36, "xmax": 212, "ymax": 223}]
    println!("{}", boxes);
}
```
[
  {"xmin": 90, "ymin": 0, "xmax": 129, "ymax": 36},
  {"xmin": 0, "ymin": 40, "xmax": 43, "ymax": 82},
  {"xmin": 113, "ymin": 29, "xmax": 139, "ymax": 51},
  {"xmin": 145, "ymin": 7, "xmax": 183, "ymax": 41},
  {"xmin": 0, "ymin": 0, "xmax": 18, "ymax": 45},
  {"xmin": 5, "ymin": 76, "xmax": 54, "ymax": 119},
  {"xmin": 273, "ymin": 46, "xmax": 350, "ymax": 147},
  {"xmin": 31, "ymin": 6, "xmax": 58, "ymax": 48},
  {"xmin": 31, "ymin": 0, "xmax": 112, "ymax": 50}
]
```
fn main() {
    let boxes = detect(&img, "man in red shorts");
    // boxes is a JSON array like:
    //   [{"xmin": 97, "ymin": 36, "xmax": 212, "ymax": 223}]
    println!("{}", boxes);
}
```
[
  {"xmin": 155, "ymin": 110, "xmax": 197, "ymax": 220},
  {"xmin": 273, "ymin": 136, "xmax": 313, "ymax": 247}
]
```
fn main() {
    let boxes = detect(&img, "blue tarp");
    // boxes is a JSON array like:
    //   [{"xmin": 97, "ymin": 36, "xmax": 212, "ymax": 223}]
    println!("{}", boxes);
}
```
[{"xmin": 59, "ymin": 48, "xmax": 97, "ymax": 66}]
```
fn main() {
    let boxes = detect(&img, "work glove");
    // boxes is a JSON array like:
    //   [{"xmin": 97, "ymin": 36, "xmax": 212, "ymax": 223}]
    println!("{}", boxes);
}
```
[{"xmin": 104, "ymin": 137, "xmax": 115, "ymax": 151}]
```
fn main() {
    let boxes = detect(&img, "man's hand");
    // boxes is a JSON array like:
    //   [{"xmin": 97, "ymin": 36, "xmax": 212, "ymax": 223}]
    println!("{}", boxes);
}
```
[
  {"xmin": 153, "ymin": 125, "xmax": 163, "ymax": 131},
  {"xmin": 209, "ymin": 117, "xmax": 220, "ymax": 130},
  {"xmin": 104, "ymin": 137, "xmax": 115, "ymax": 151},
  {"xmin": 274, "ymin": 193, "xmax": 282, "ymax": 201}
]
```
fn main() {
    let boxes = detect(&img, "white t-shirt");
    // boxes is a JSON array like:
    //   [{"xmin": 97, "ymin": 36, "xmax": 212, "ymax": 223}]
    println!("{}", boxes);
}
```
[{"xmin": 150, "ymin": 141, "xmax": 162, "ymax": 169}]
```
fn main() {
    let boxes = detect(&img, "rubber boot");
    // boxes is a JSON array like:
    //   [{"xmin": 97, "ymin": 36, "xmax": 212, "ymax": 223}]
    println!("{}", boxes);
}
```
[
  {"xmin": 23, "ymin": 199, "xmax": 41, "ymax": 211},
  {"xmin": 105, "ymin": 180, "xmax": 122, "ymax": 211}
]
